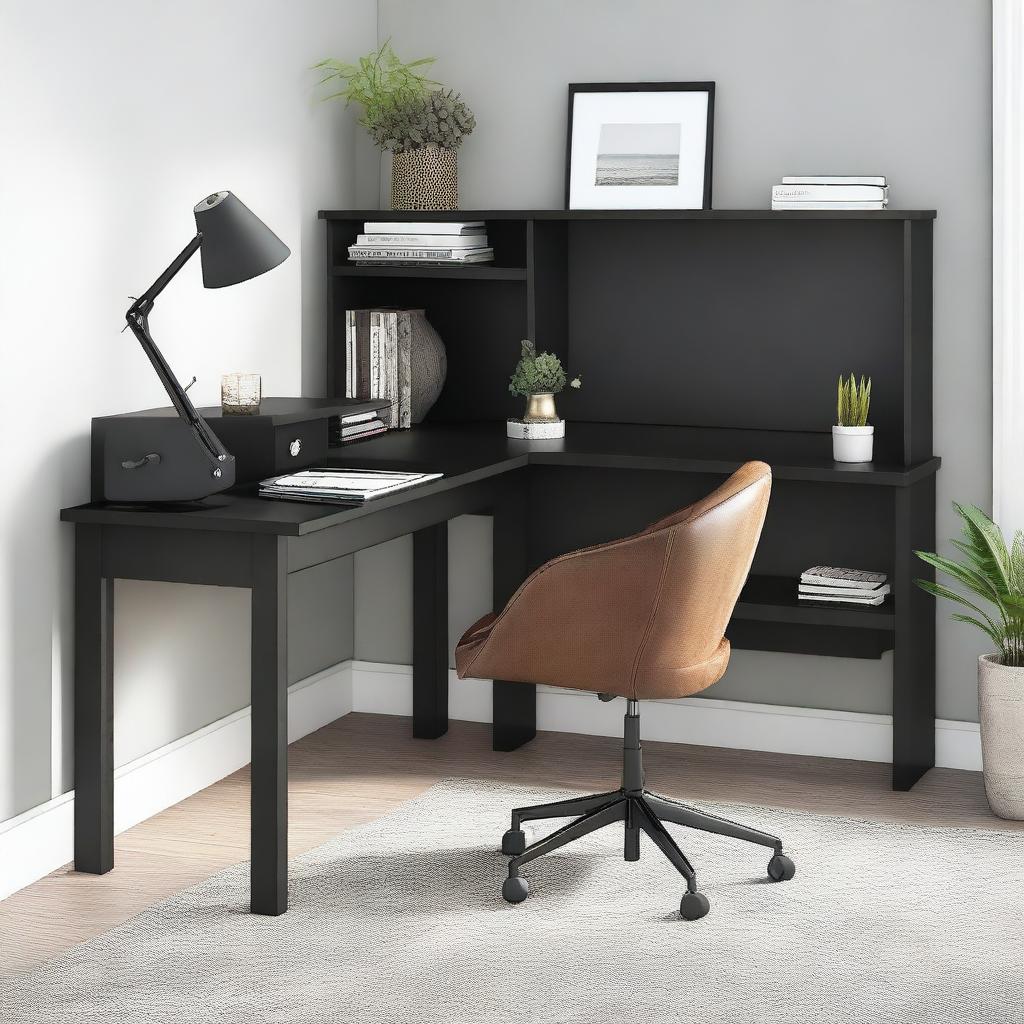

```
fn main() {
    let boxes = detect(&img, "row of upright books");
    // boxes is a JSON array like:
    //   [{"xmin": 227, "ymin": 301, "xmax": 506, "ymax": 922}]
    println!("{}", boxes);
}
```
[
  {"xmin": 771, "ymin": 175, "xmax": 888, "ymax": 211},
  {"xmin": 798, "ymin": 566, "xmax": 890, "ymax": 607},
  {"xmin": 341, "ymin": 308, "xmax": 417, "ymax": 434},
  {"xmin": 347, "ymin": 220, "xmax": 494, "ymax": 266}
]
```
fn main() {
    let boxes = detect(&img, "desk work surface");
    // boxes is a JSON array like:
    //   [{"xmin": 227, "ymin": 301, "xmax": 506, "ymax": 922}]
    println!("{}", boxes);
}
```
[{"xmin": 60, "ymin": 420, "xmax": 940, "ymax": 535}]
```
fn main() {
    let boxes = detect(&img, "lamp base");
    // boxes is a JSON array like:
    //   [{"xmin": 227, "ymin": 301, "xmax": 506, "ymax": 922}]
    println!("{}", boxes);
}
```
[{"xmin": 92, "ymin": 412, "xmax": 235, "ymax": 502}]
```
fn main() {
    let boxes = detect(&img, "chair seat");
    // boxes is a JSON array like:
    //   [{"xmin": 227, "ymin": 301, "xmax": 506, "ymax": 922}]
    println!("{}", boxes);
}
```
[{"xmin": 455, "ymin": 613, "xmax": 731, "ymax": 699}]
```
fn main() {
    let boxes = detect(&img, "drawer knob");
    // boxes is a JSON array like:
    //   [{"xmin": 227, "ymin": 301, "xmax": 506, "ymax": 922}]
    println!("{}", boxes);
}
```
[{"xmin": 288, "ymin": 438, "xmax": 302, "ymax": 458}]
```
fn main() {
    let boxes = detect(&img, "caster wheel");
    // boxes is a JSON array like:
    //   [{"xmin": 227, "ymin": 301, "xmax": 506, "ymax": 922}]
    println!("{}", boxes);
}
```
[
  {"xmin": 767, "ymin": 853, "xmax": 796, "ymax": 882},
  {"xmin": 679, "ymin": 891, "xmax": 710, "ymax": 920},
  {"xmin": 502, "ymin": 875, "xmax": 529, "ymax": 904},
  {"xmin": 502, "ymin": 828, "xmax": 527, "ymax": 856}
]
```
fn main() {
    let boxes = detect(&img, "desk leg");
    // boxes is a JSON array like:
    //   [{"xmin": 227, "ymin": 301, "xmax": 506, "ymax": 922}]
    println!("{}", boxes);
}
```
[
  {"xmin": 492, "ymin": 473, "xmax": 536, "ymax": 751},
  {"xmin": 250, "ymin": 535, "xmax": 288, "ymax": 914},
  {"xmin": 74, "ymin": 524, "xmax": 114, "ymax": 874},
  {"xmin": 892, "ymin": 477, "xmax": 936, "ymax": 791},
  {"xmin": 413, "ymin": 524, "xmax": 449, "ymax": 738}
]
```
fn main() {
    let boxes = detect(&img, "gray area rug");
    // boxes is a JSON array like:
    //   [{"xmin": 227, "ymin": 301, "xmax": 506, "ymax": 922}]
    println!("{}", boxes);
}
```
[{"xmin": 2, "ymin": 779, "xmax": 1022, "ymax": 1024}]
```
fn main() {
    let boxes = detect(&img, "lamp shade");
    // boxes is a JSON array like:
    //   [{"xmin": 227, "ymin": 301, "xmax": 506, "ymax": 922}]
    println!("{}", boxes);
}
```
[{"xmin": 193, "ymin": 191, "xmax": 290, "ymax": 288}]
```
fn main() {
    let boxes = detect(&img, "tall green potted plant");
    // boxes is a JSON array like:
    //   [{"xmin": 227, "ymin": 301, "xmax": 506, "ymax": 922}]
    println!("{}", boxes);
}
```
[
  {"xmin": 916, "ymin": 503, "xmax": 1024, "ymax": 818},
  {"xmin": 315, "ymin": 42, "xmax": 475, "ymax": 210}
]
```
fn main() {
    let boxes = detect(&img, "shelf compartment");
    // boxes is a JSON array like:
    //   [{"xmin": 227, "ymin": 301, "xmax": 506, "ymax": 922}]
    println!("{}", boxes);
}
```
[{"xmin": 735, "ymin": 574, "xmax": 894, "ymax": 629}]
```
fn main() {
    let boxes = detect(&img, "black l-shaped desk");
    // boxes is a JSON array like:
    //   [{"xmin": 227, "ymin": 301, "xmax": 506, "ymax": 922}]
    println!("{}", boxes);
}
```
[{"xmin": 62, "ymin": 419, "xmax": 939, "ymax": 915}]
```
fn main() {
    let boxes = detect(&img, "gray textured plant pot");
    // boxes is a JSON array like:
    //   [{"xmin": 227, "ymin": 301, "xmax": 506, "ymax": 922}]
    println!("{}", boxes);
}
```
[
  {"xmin": 978, "ymin": 654, "xmax": 1024, "ymax": 819},
  {"xmin": 391, "ymin": 148, "xmax": 458, "ymax": 211}
]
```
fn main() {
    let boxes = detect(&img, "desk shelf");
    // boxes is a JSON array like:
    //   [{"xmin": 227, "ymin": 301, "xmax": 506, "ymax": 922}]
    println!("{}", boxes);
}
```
[{"xmin": 736, "ymin": 574, "xmax": 893, "ymax": 630}]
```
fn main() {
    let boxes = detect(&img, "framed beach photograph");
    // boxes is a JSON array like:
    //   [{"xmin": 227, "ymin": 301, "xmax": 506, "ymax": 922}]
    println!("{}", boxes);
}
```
[{"xmin": 565, "ymin": 82, "xmax": 715, "ymax": 209}]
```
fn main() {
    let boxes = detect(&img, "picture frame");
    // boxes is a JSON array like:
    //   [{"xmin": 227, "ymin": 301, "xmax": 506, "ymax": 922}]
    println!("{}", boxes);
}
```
[{"xmin": 565, "ymin": 82, "xmax": 715, "ymax": 210}]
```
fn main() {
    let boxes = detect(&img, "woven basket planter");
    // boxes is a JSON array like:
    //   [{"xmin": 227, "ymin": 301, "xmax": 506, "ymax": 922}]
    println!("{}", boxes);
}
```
[
  {"xmin": 391, "ymin": 147, "xmax": 458, "ymax": 211},
  {"xmin": 978, "ymin": 654, "xmax": 1024, "ymax": 819}
]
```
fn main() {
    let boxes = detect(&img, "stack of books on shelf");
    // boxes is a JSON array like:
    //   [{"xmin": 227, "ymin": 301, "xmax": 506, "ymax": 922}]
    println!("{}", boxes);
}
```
[
  {"xmin": 328, "ymin": 401, "xmax": 390, "ymax": 447},
  {"xmin": 798, "ymin": 566, "xmax": 890, "ymax": 607},
  {"xmin": 344, "ymin": 309, "xmax": 421, "ymax": 430},
  {"xmin": 347, "ymin": 220, "xmax": 493, "ymax": 266},
  {"xmin": 771, "ymin": 175, "xmax": 888, "ymax": 211},
  {"xmin": 260, "ymin": 468, "xmax": 442, "ymax": 505}
]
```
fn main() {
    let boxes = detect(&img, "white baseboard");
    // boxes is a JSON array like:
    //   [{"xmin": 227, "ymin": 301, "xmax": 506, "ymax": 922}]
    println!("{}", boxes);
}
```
[
  {"xmin": 0, "ymin": 664, "xmax": 352, "ymax": 903},
  {"xmin": 1, "ymin": 658, "xmax": 983, "ymax": 904},
  {"xmin": 348, "ymin": 661, "xmax": 983, "ymax": 772}
]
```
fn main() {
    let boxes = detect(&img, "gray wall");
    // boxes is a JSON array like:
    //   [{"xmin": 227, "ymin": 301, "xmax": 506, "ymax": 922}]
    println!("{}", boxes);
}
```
[
  {"xmin": 355, "ymin": 0, "xmax": 993, "ymax": 722},
  {"xmin": 0, "ymin": 0, "xmax": 376, "ymax": 824}
]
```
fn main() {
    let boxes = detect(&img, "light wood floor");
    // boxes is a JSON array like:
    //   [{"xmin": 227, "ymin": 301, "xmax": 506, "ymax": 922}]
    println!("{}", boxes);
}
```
[{"xmin": 2, "ymin": 712, "xmax": 1018, "ymax": 977}]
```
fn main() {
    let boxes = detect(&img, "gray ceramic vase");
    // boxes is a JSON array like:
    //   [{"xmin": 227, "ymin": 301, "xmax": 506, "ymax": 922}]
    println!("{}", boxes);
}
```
[{"xmin": 408, "ymin": 309, "xmax": 446, "ymax": 423}]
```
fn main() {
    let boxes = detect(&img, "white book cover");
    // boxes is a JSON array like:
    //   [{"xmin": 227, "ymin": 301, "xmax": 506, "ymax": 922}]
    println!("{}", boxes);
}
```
[
  {"xmin": 801, "ymin": 567, "xmax": 888, "ymax": 588},
  {"xmin": 772, "ymin": 200, "xmax": 887, "ymax": 210},
  {"xmin": 357, "ymin": 233, "xmax": 488, "ymax": 247},
  {"xmin": 800, "ymin": 583, "xmax": 891, "ymax": 598},
  {"xmin": 363, "ymin": 221, "xmax": 484, "ymax": 235},
  {"xmin": 380, "ymin": 312, "xmax": 399, "ymax": 429},
  {"xmin": 340, "ymin": 418, "xmax": 385, "ymax": 437},
  {"xmin": 782, "ymin": 175, "xmax": 887, "ymax": 186},
  {"xmin": 797, "ymin": 591, "xmax": 887, "ymax": 606},
  {"xmin": 397, "ymin": 311, "xmax": 412, "ymax": 430},
  {"xmin": 339, "ymin": 409, "xmax": 379, "ymax": 425},
  {"xmin": 772, "ymin": 184, "xmax": 887, "ymax": 202}
]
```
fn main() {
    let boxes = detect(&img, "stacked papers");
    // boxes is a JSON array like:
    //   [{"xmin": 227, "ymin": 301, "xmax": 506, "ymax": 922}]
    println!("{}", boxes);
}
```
[{"xmin": 260, "ymin": 469, "xmax": 442, "ymax": 505}]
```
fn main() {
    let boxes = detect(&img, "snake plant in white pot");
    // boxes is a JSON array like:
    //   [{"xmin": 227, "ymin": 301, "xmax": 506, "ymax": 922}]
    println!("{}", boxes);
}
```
[
  {"xmin": 916, "ymin": 504, "xmax": 1024, "ymax": 819},
  {"xmin": 833, "ymin": 373, "xmax": 873, "ymax": 462}
]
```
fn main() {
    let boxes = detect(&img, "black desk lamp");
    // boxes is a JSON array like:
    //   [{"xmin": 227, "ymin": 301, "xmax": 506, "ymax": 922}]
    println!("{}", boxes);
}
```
[{"xmin": 97, "ymin": 192, "xmax": 290, "ymax": 503}]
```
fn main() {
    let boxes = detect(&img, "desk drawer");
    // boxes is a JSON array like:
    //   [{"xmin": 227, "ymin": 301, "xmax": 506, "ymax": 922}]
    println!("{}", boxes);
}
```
[{"xmin": 273, "ymin": 419, "xmax": 326, "ymax": 474}]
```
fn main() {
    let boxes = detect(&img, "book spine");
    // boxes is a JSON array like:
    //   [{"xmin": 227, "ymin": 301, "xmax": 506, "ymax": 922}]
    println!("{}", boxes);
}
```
[
  {"xmin": 378, "ymin": 312, "xmax": 398, "ymax": 429},
  {"xmin": 781, "ymin": 176, "xmax": 887, "ymax": 186},
  {"xmin": 349, "ymin": 246, "xmax": 491, "ymax": 260},
  {"xmin": 397, "ymin": 311, "xmax": 413, "ymax": 430},
  {"xmin": 355, "ymin": 310, "xmax": 371, "ymax": 400},
  {"xmin": 771, "ymin": 200, "xmax": 887, "ymax": 210},
  {"xmin": 357, "ymin": 234, "xmax": 488, "ymax": 247},
  {"xmin": 369, "ymin": 312, "xmax": 382, "ymax": 408},
  {"xmin": 345, "ymin": 310, "xmax": 354, "ymax": 398},
  {"xmin": 363, "ymin": 221, "xmax": 484, "ymax": 234},
  {"xmin": 772, "ymin": 185, "xmax": 887, "ymax": 202}
]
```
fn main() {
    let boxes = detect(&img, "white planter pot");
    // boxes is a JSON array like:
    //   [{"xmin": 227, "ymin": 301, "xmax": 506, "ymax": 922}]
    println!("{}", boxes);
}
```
[
  {"xmin": 978, "ymin": 654, "xmax": 1024, "ymax": 819},
  {"xmin": 832, "ymin": 425, "xmax": 874, "ymax": 463}
]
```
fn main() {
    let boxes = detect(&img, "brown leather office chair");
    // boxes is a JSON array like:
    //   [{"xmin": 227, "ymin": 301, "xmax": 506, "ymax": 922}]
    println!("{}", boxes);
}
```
[{"xmin": 455, "ymin": 461, "xmax": 795, "ymax": 920}]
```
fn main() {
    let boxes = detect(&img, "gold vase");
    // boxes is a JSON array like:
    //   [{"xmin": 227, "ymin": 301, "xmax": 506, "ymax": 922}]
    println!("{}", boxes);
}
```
[{"xmin": 524, "ymin": 392, "xmax": 559, "ymax": 422}]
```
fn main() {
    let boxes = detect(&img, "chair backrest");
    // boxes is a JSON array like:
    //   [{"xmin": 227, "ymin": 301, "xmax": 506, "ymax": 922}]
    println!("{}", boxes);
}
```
[{"xmin": 632, "ymin": 462, "xmax": 771, "ymax": 696}]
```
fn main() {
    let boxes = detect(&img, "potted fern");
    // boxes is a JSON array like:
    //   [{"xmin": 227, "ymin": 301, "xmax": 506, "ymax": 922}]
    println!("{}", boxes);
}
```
[
  {"xmin": 916, "ymin": 505, "xmax": 1024, "ymax": 819},
  {"xmin": 833, "ymin": 373, "xmax": 873, "ymax": 462},
  {"xmin": 315, "ymin": 42, "xmax": 475, "ymax": 210},
  {"xmin": 506, "ymin": 340, "xmax": 581, "ymax": 439}
]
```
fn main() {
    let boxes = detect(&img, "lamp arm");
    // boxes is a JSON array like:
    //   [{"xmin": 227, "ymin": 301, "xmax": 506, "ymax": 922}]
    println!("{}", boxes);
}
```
[{"xmin": 125, "ymin": 233, "xmax": 229, "ymax": 464}]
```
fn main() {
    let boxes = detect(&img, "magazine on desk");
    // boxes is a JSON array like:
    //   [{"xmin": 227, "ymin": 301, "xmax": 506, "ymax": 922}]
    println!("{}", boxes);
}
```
[{"xmin": 259, "ymin": 468, "xmax": 443, "ymax": 505}]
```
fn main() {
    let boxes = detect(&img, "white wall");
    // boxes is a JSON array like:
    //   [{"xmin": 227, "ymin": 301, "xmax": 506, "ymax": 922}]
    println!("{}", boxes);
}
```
[
  {"xmin": 0, "ymin": 0, "xmax": 377, "ymax": 823},
  {"xmin": 356, "ymin": 0, "xmax": 993, "ymax": 723}
]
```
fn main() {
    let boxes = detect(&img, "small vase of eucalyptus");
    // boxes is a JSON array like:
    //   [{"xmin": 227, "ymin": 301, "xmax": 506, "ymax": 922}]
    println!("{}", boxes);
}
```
[
  {"xmin": 832, "ymin": 373, "xmax": 873, "ymax": 463},
  {"xmin": 315, "ymin": 43, "xmax": 475, "ymax": 210},
  {"xmin": 506, "ymin": 340, "xmax": 581, "ymax": 439}
]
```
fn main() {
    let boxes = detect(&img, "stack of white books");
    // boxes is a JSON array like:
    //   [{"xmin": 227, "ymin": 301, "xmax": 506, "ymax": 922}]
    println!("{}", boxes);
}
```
[
  {"xmin": 347, "ymin": 221, "xmax": 494, "ymax": 265},
  {"xmin": 798, "ymin": 566, "xmax": 890, "ymax": 606},
  {"xmin": 771, "ymin": 176, "xmax": 888, "ymax": 211}
]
